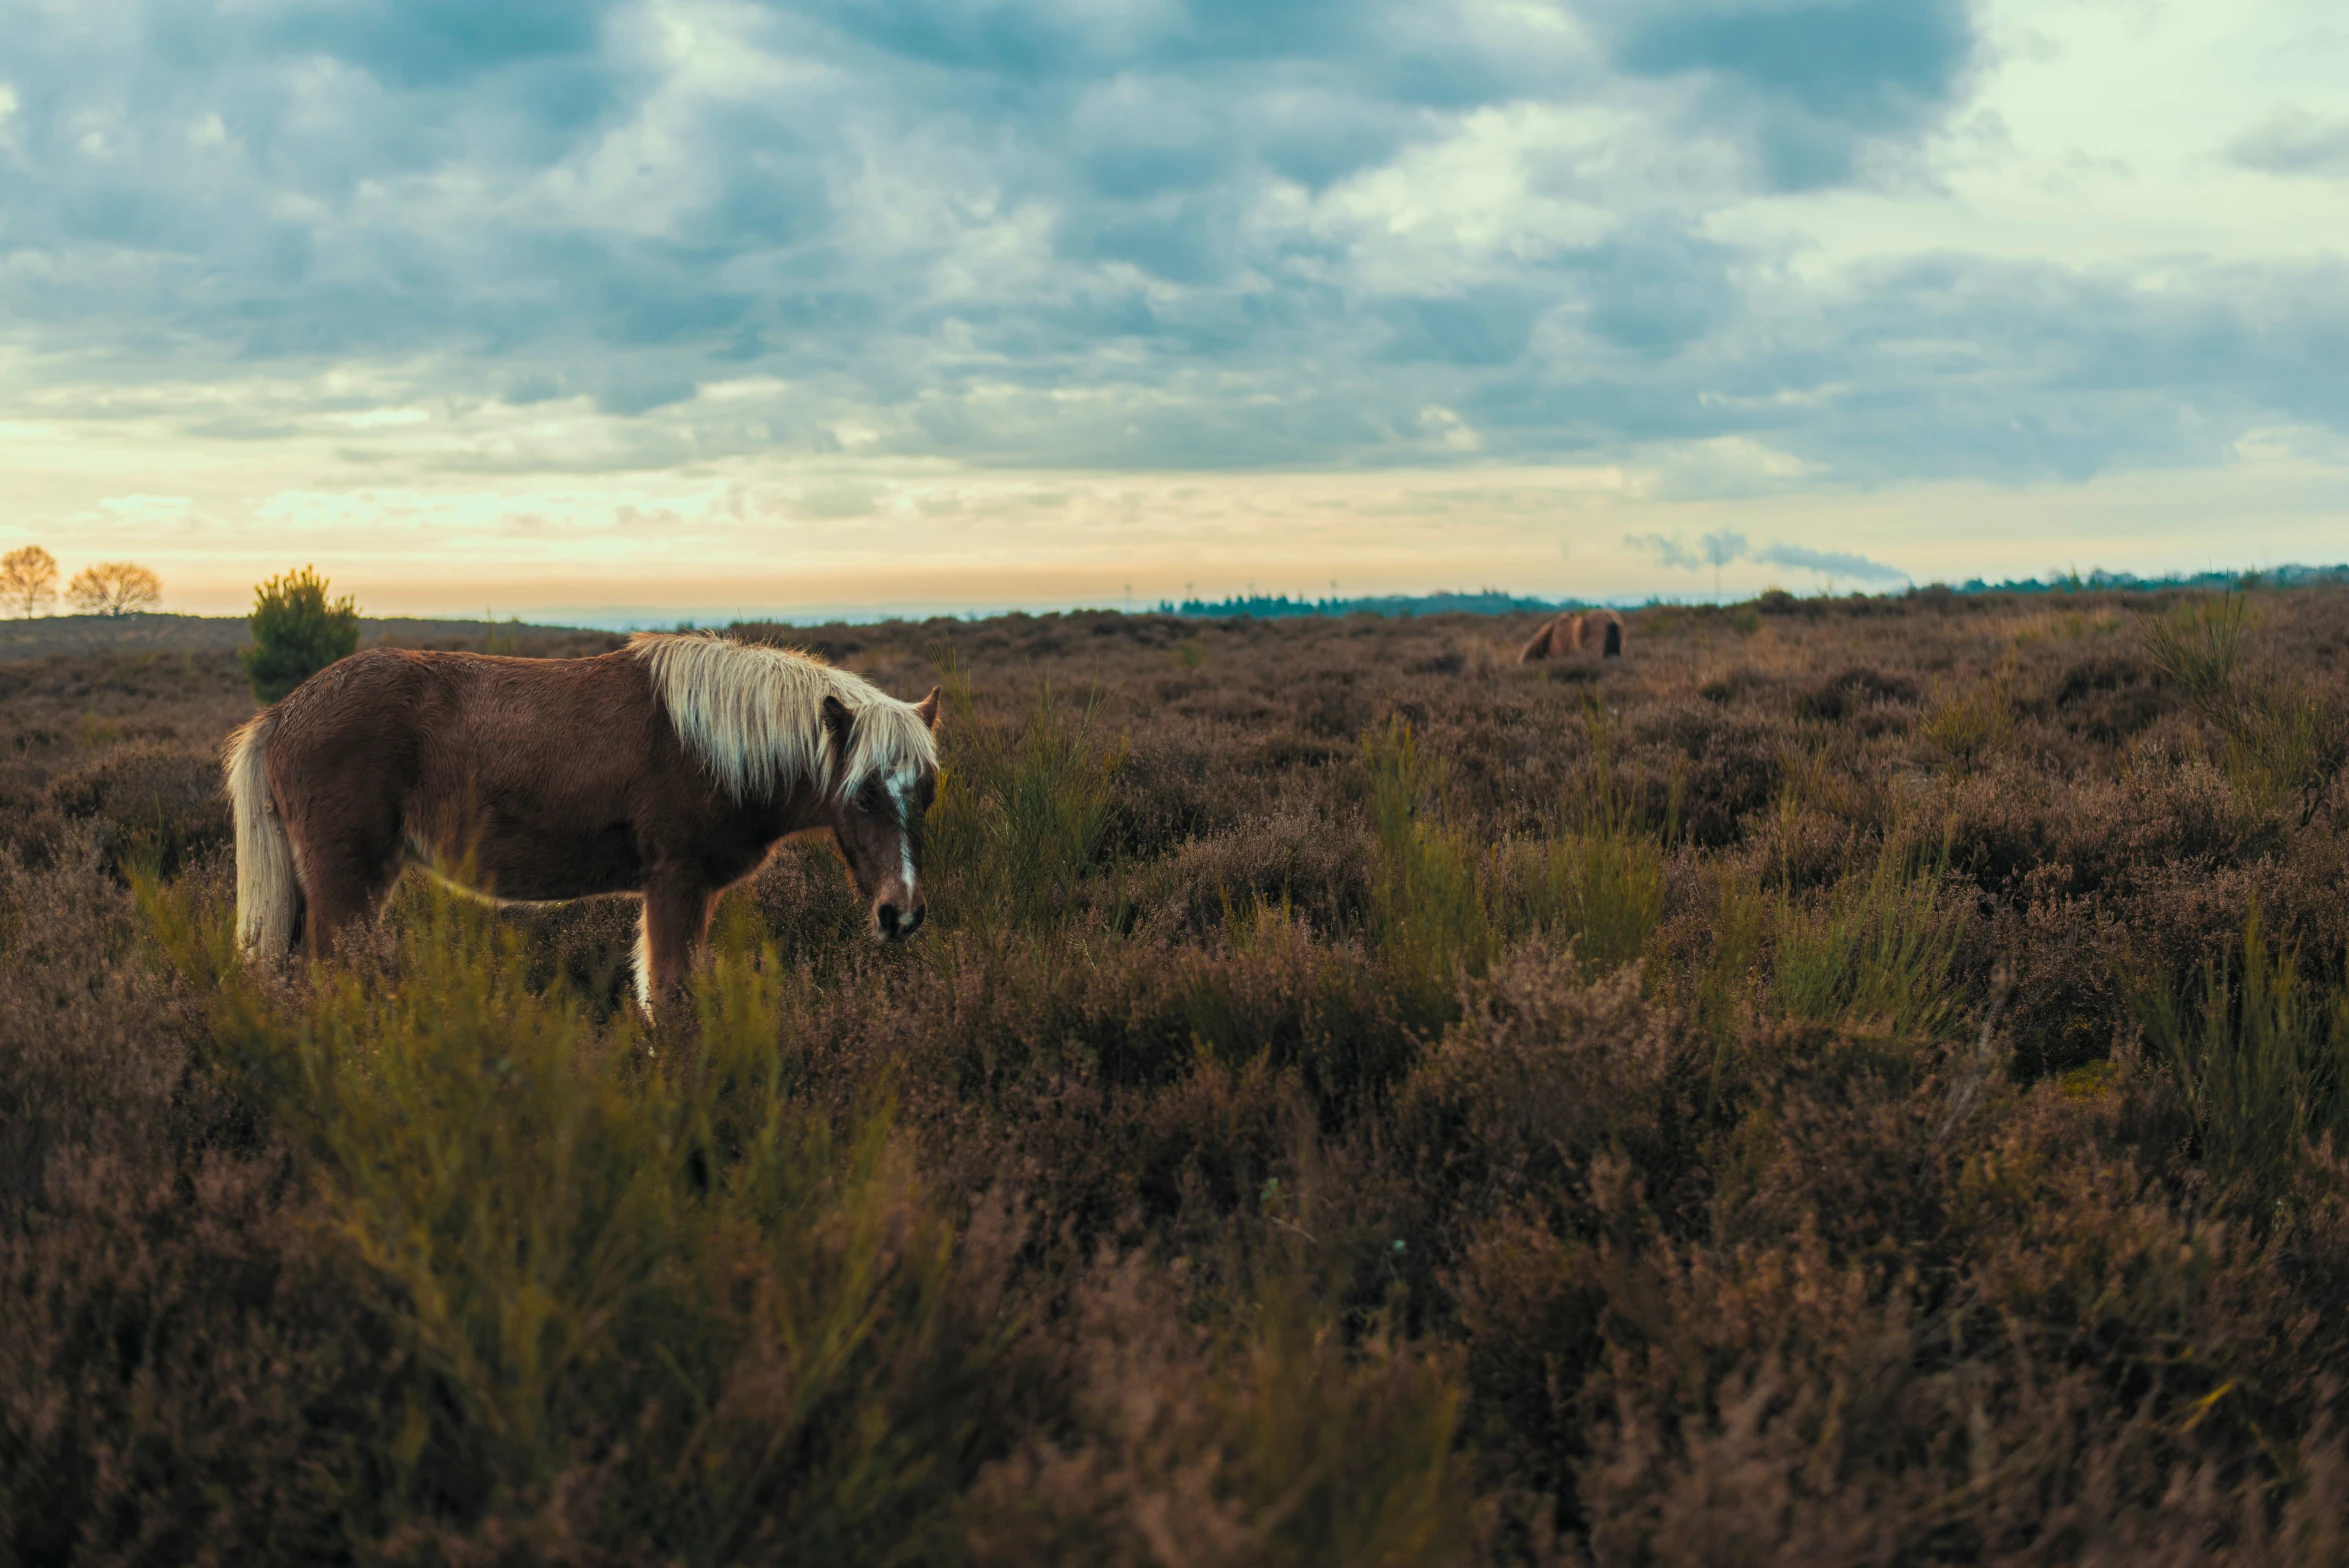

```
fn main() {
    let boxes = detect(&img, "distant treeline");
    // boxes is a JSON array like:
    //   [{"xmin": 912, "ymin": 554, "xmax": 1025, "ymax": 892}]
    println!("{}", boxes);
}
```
[
  {"xmin": 1166, "ymin": 565, "xmax": 2349, "ymax": 619},
  {"xmin": 1163, "ymin": 589, "xmax": 1580, "ymax": 619},
  {"xmin": 1936, "ymin": 563, "xmax": 2349, "ymax": 596}
]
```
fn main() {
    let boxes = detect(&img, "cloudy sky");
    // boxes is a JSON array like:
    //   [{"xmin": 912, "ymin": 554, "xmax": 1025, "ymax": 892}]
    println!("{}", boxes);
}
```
[{"xmin": 4, "ymin": 0, "xmax": 2345, "ymax": 619}]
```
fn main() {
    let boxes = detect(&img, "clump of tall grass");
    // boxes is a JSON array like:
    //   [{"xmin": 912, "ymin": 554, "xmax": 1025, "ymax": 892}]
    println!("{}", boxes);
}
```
[
  {"xmin": 2142, "ymin": 590, "xmax": 2250, "ymax": 712},
  {"xmin": 931, "ymin": 660, "xmax": 1125, "ymax": 934},
  {"xmin": 2142, "ymin": 591, "xmax": 2339, "ymax": 816},
  {"xmin": 144, "ymin": 878, "xmax": 997, "ymax": 1560},
  {"xmin": 1499, "ymin": 701, "xmax": 1667, "ymax": 975},
  {"xmin": 1694, "ymin": 872, "xmax": 1771, "ymax": 1099},
  {"xmin": 2138, "ymin": 909, "xmax": 2349, "ymax": 1210},
  {"xmin": 1771, "ymin": 840, "xmax": 1968, "ymax": 1042},
  {"xmin": 1362, "ymin": 699, "xmax": 1671, "ymax": 1033},
  {"xmin": 1510, "ymin": 831, "xmax": 1662, "ymax": 973},
  {"xmin": 2222, "ymin": 682, "xmax": 2334, "ymax": 819},
  {"xmin": 1364, "ymin": 714, "xmax": 1497, "ymax": 1024}
]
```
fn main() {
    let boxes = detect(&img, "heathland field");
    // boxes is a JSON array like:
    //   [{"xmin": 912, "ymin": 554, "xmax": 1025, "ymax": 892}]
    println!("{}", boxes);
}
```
[{"xmin": 7, "ymin": 591, "xmax": 2349, "ymax": 1564}]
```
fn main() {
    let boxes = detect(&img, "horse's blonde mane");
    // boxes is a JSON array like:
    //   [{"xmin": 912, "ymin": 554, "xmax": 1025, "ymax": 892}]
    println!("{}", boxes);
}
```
[{"xmin": 628, "ymin": 632, "xmax": 937, "ymax": 802}]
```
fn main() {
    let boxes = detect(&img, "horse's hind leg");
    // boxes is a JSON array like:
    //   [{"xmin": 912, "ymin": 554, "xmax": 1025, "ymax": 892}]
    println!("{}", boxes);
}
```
[
  {"xmin": 297, "ymin": 844, "xmax": 402, "ymax": 960},
  {"xmin": 635, "ymin": 874, "xmax": 717, "ymax": 1011},
  {"xmin": 284, "ymin": 800, "xmax": 404, "ymax": 960}
]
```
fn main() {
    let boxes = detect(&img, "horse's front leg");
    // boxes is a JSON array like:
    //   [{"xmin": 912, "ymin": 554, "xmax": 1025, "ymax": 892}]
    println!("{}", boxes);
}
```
[{"xmin": 634, "ymin": 872, "xmax": 717, "ymax": 1012}]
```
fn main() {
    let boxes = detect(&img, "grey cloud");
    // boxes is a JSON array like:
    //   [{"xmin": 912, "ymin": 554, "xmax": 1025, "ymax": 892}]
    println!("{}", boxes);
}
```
[
  {"xmin": 804, "ymin": 0, "xmax": 1388, "ymax": 79},
  {"xmin": 2228, "ymin": 111, "xmax": 2349, "ymax": 179},
  {"xmin": 1752, "ymin": 542, "xmax": 1909, "ymax": 584},
  {"xmin": 0, "ymin": 0, "xmax": 2337, "ymax": 494},
  {"xmin": 1060, "ymin": 194, "xmax": 1248, "ymax": 285},
  {"xmin": 1627, "ymin": 530, "xmax": 1904, "ymax": 585},
  {"xmin": 1381, "ymin": 289, "xmax": 1545, "ymax": 366},
  {"xmin": 1596, "ymin": 0, "xmax": 1981, "ymax": 187},
  {"xmin": 505, "ymin": 374, "xmax": 568, "ymax": 407},
  {"xmin": 1625, "ymin": 532, "xmax": 1702, "ymax": 570},
  {"xmin": 1576, "ymin": 220, "xmax": 1742, "ymax": 355},
  {"xmin": 1254, "ymin": 91, "xmax": 1414, "ymax": 189},
  {"xmin": 1606, "ymin": 0, "xmax": 1975, "ymax": 123},
  {"xmin": 1702, "ymin": 531, "xmax": 1748, "ymax": 567},
  {"xmin": 264, "ymin": 0, "xmax": 621, "ymax": 90},
  {"xmin": 1773, "ymin": 253, "xmax": 2349, "ymax": 480},
  {"xmin": 595, "ymin": 375, "xmax": 700, "ymax": 417}
]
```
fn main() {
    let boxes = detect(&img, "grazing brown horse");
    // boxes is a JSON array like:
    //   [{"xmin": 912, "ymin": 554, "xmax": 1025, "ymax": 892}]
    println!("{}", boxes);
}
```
[
  {"xmin": 1519, "ymin": 609, "xmax": 1627, "ymax": 664},
  {"xmin": 225, "ymin": 632, "xmax": 942, "ymax": 1006}
]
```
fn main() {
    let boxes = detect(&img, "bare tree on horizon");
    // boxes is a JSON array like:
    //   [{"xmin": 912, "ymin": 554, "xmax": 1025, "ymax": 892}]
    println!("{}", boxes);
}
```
[
  {"xmin": 67, "ymin": 562, "xmax": 163, "ymax": 617},
  {"xmin": 0, "ymin": 546, "xmax": 59, "ymax": 617}
]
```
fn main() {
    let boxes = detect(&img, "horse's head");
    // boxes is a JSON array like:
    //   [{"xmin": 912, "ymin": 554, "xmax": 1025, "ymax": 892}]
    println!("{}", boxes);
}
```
[{"xmin": 821, "ymin": 686, "xmax": 943, "ymax": 942}]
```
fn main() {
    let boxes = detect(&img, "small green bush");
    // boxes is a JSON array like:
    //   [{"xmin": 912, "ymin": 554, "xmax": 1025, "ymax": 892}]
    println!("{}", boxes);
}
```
[
  {"xmin": 1922, "ymin": 672, "xmax": 2014, "ymax": 773},
  {"xmin": 241, "ymin": 566, "xmax": 360, "ymax": 704}
]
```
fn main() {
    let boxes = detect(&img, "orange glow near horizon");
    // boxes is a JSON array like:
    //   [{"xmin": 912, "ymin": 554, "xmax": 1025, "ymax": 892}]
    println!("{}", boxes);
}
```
[{"xmin": 25, "ymin": 454, "xmax": 2343, "ymax": 624}]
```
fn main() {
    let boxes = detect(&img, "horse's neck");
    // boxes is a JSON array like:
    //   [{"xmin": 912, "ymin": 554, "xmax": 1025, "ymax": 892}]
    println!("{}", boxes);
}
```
[{"xmin": 765, "ymin": 776, "xmax": 836, "ymax": 836}]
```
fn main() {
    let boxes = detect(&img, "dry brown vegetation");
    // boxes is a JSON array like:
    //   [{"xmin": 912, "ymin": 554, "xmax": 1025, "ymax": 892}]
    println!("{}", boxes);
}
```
[{"xmin": 5, "ymin": 589, "xmax": 2349, "ymax": 1565}]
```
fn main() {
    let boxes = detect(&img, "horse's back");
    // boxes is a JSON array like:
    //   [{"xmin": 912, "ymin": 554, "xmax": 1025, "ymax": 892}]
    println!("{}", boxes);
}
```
[
  {"xmin": 265, "ymin": 647, "xmax": 445, "ymax": 796},
  {"xmin": 1518, "ymin": 609, "xmax": 1631, "ymax": 664},
  {"xmin": 1521, "ymin": 613, "xmax": 1579, "ymax": 662},
  {"xmin": 264, "ymin": 647, "xmax": 672, "ymax": 844},
  {"xmin": 279, "ymin": 642, "xmax": 646, "ymax": 735}
]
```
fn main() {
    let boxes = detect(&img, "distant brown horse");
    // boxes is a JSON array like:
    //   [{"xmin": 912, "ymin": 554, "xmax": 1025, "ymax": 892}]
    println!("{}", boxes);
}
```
[
  {"xmin": 1519, "ymin": 609, "xmax": 1627, "ymax": 663},
  {"xmin": 225, "ymin": 633, "xmax": 942, "ymax": 1007}
]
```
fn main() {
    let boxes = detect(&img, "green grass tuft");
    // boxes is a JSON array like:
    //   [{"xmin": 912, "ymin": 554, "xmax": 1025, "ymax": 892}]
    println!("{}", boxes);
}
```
[
  {"xmin": 2138, "ymin": 908, "xmax": 2349, "ymax": 1210},
  {"xmin": 1771, "ymin": 839, "xmax": 1968, "ymax": 1041},
  {"xmin": 931, "ymin": 660, "xmax": 1125, "ymax": 935},
  {"xmin": 1364, "ymin": 714, "xmax": 1498, "ymax": 1025}
]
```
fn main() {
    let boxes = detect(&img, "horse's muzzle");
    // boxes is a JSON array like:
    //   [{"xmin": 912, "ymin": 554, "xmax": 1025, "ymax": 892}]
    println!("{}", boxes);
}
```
[{"xmin": 876, "ymin": 898, "xmax": 927, "ymax": 942}]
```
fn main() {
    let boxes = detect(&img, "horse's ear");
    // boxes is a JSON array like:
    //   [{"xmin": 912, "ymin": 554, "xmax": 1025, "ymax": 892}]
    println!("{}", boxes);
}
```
[
  {"xmin": 913, "ymin": 685, "xmax": 942, "ymax": 732},
  {"xmin": 821, "ymin": 694, "xmax": 856, "ymax": 758}
]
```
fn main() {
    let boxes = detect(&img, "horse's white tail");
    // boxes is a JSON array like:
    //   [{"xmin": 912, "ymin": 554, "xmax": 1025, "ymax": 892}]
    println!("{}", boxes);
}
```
[{"xmin": 225, "ymin": 715, "xmax": 299, "ymax": 958}]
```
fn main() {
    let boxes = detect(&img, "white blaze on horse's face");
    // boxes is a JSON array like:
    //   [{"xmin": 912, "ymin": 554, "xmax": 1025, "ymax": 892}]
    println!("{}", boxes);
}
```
[
  {"xmin": 817, "ymin": 686, "xmax": 942, "ymax": 943},
  {"xmin": 835, "ymin": 761, "xmax": 934, "ymax": 942},
  {"xmin": 888, "ymin": 774, "xmax": 917, "ymax": 900}
]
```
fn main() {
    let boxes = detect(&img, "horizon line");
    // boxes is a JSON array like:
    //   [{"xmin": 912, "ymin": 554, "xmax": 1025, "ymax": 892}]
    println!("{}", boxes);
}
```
[{"xmin": 14, "ymin": 562, "xmax": 2342, "ymax": 636}]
